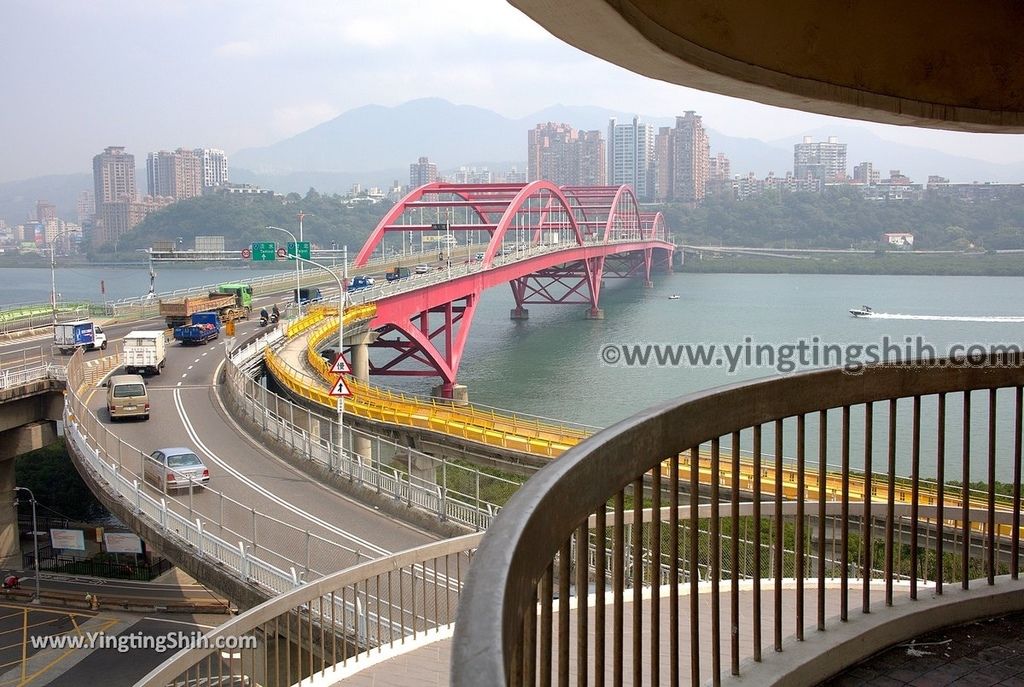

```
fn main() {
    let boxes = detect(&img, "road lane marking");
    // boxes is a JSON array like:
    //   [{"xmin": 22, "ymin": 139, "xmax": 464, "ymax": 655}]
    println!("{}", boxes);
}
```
[
  {"xmin": 16, "ymin": 617, "xmax": 120, "ymax": 686},
  {"xmin": 141, "ymin": 616, "xmax": 216, "ymax": 629},
  {"xmin": 171, "ymin": 388, "xmax": 390, "ymax": 557},
  {"xmin": 19, "ymin": 609, "xmax": 27, "ymax": 683}
]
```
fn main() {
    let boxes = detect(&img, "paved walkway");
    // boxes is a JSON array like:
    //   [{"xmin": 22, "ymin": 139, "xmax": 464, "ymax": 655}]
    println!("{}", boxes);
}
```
[
  {"xmin": 331, "ymin": 584, "xmax": 1024, "ymax": 687},
  {"xmin": 334, "ymin": 584, "xmax": 883, "ymax": 686},
  {"xmin": 830, "ymin": 610, "xmax": 1024, "ymax": 686}
]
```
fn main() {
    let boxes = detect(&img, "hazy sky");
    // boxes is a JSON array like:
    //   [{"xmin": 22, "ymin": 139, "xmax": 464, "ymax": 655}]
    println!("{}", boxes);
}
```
[{"xmin": 3, "ymin": 0, "xmax": 1023, "ymax": 183}]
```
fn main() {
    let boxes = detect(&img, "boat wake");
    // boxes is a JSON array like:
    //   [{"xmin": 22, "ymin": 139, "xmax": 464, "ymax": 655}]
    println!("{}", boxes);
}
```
[{"xmin": 858, "ymin": 312, "xmax": 1024, "ymax": 323}]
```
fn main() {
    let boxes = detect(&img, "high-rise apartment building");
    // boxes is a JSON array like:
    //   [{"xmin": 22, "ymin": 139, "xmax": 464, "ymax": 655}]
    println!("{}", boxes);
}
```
[
  {"xmin": 195, "ymin": 148, "xmax": 229, "ymax": 188},
  {"xmin": 410, "ymin": 157, "xmax": 439, "ymax": 187},
  {"xmin": 706, "ymin": 153, "xmax": 732, "ymax": 197},
  {"xmin": 527, "ymin": 123, "xmax": 606, "ymax": 186},
  {"xmin": 652, "ymin": 112, "xmax": 710, "ymax": 205},
  {"xmin": 607, "ymin": 117, "xmax": 655, "ymax": 201},
  {"xmin": 93, "ymin": 146, "xmax": 140, "ymax": 248},
  {"xmin": 853, "ymin": 162, "xmax": 879, "ymax": 185},
  {"xmin": 794, "ymin": 136, "xmax": 848, "ymax": 184},
  {"xmin": 578, "ymin": 131, "xmax": 606, "ymax": 186},
  {"xmin": 452, "ymin": 167, "xmax": 494, "ymax": 184},
  {"xmin": 147, "ymin": 148, "xmax": 203, "ymax": 200},
  {"xmin": 709, "ymin": 153, "xmax": 731, "ymax": 181},
  {"xmin": 36, "ymin": 201, "xmax": 57, "ymax": 223},
  {"xmin": 76, "ymin": 191, "xmax": 95, "ymax": 224},
  {"xmin": 93, "ymin": 146, "xmax": 136, "ymax": 205}
]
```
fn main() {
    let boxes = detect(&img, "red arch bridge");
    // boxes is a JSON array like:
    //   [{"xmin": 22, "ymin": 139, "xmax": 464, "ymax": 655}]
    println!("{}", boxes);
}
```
[{"xmin": 346, "ymin": 182, "xmax": 677, "ymax": 399}]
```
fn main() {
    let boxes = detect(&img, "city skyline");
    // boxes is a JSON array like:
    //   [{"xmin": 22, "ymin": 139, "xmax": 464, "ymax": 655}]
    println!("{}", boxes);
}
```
[{"xmin": 2, "ymin": 0, "xmax": 1023, "ymax": 184}]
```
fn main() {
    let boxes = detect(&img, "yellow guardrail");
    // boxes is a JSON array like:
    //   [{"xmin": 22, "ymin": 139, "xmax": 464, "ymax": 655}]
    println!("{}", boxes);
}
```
[
  {"xmin": 266, "ymin": 304, "xmax": 1020, "ymax": 534},
  {"xmin": 675, "ymin": 451, "xmax": 1020, "ymax": 537},
  {"xmin": 306, "ymin": 321, "xmax": 587, "ymax": 443},
  {"xmin": 284, "ymin": 306, "xmax": 335, "ymax": 338},
  {"xmin": 263, "ymin": 303, "xmax": 585, "ymax": 457}
]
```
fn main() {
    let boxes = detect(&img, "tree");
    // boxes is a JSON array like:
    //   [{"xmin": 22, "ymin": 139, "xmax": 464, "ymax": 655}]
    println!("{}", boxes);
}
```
[{"xmin": 15, "ymin": 444, "xmax": 108, "ymax": 522}]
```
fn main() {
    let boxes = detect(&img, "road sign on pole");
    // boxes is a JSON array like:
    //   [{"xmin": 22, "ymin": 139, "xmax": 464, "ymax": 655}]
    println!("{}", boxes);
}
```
[
  {"xmin": 251, "ymin": 242, "xmax": 276, "ymax": 261},
  {"xmin": 329, "ymin": 353, "xmax": 351, "ymax": 374},
  {"xmin": 328, "ymin": 376, "xmax": 352, "ymax": 397},
  {"xmin": 287, "ymin": 242, "xmax": 311, "ymax": 260}
]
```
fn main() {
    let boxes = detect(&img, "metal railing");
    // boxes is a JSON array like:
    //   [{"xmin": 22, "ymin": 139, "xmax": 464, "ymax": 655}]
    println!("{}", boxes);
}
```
[
  {"xmin": 0, "ymin": 302, "xmax": 105, "ymax": 335},
  {"xmin": 227, "ymin": 332, "xmax": 518, "ymax": 531},
  {"xmin": 0, "ymin": 363, "xmax": 65, "ymax": 391},
  {"xmin": 106, "ymin": 245, "xmax": 446, "ymax": 310},
  {"xmin": 63, "ymin": 349, "xmax": 383, "ymax": 597},
  {"xmin": 451, "ymin": 354, "xmax": 1024, "ymax": 686},
  {"xmin": 137, "ymin": 533, "xmax": 481, "ymax": 687}
]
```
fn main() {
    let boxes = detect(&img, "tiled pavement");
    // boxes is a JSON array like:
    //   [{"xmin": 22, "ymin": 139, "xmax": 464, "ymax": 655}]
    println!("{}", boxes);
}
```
[{"xmin": 828, "ymin": 611, "xmax": 1024, "ymax": 686}]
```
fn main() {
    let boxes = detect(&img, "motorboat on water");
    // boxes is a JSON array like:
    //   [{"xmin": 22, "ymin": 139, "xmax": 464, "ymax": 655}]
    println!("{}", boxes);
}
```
[
  {"xmin": 668, "ymin": 294, "xmax": 680, "ymax": 300},
  {"xmin": 849, "ymin": 305, "xmax": 874, "ymax": 317}
]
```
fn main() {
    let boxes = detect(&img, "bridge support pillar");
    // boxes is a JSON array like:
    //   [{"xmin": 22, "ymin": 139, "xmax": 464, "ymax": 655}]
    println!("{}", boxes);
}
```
[
  {"xmin": 0, "ymin": 460, "xmax": 18, "ymax": 570},
  {"xmin": 348, "ymin": 332, "xmax": 378, "ymax": 461},
  {"xmin": 432, "ymin": 384, "xmax": 469, "ymax": 406},
  {"xmin": 586, "ymin": 307, "xmax": 605, "ymax": 320},
  {"xmin": 347, "ymin": 332, "xmax": 378, "ymax": 381},
  {"xmin": 509, "ymin": 307, "xmax": 529, "ymax": 320}
]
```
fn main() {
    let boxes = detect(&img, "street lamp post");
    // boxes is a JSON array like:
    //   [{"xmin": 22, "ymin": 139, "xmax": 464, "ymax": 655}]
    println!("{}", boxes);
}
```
[
  {"xmin": 49, "ymin": 229, "xmax": 77, "ymax": 327},
  {"xmin": 290, "ymin": 253, "xmax": 347, "ymax": 454},
  {"xmin": 13, "ymin": 487, "xmax": 41, "ymax": 604},
  {"xmin": 297, "ymin": 212, "xmax": 305, "ymax": 293},
  {"xmin": 267, "ymin": 225, "xmax": 301, "ymax": 315}
]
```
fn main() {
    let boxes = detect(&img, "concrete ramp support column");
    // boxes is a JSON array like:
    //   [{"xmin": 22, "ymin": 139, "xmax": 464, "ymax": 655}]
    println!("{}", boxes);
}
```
[
  {"xmin": 0, "ymin": 459, "xmax": 19, "ymax": 570},
  {"xmin": 347, "ymin": 332, "xmax": 378, "ymax": 462}
]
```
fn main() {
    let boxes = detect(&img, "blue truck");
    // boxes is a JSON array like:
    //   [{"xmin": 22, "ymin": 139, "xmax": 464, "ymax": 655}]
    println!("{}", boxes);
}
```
[
  {"xmin": 172, "ymin": 312, "xmax": 220, "ymax": 345},
  {"xmin": 348, "ymin": 275, "xmax": 375, "ymax": 291}
]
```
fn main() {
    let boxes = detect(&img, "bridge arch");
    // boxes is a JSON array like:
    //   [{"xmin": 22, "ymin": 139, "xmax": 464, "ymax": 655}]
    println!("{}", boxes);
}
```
[{"xmin": 346, "ymin": 182, "xmax": 673, "ymax": 398}]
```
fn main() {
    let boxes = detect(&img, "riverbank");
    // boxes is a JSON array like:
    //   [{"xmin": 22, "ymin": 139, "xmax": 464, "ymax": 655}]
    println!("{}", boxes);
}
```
[{"xmin": 677, "ymin": 251, "xmax": 1024, "ymax": 276}]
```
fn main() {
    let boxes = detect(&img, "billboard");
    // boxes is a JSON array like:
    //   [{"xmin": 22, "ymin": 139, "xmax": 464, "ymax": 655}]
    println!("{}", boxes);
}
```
[
  {"xmin": 104, "ymin": 532, "xmax": 143, "ymax": 554},
  {"xmin": 50, "ymin": 529, "xmax": 86, "ymax": 551}
]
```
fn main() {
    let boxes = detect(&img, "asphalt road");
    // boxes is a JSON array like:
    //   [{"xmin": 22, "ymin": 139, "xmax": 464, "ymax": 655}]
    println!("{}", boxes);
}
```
[
  {"xmin": 0, "ymin": 600, "xmax": 233, "ymax": 687},
  {"xmin": 1, "ymin": 288, "xmax": 437, "ymax": 577}
]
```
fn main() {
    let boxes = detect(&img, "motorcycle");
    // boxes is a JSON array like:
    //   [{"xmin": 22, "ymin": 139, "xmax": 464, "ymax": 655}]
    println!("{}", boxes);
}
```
[
  {"xmin": 270, "ymin": 311, "xmax": 280, "ymax": 324},
  {"xmin": 259, "ymin": 315, "xmax": 268, "ymax": 327}
]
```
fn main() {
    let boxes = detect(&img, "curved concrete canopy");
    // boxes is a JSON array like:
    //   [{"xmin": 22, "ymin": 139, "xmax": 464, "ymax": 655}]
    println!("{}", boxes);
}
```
[{"xmin": 510, "ymin": 0, "xmax": 1024, "ymax": 133}]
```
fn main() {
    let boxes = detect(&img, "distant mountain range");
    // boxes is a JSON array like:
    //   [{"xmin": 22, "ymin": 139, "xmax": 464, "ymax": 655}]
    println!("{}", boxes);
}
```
[{"xmin": 4, "ymin": 98, "xmax": 1024, "ymax": 223}]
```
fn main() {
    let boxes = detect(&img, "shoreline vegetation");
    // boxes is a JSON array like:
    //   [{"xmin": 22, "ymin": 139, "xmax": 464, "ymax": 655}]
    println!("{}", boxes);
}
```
[{"xmin": 676, "ymin": 251, "xmax": 1024, "ymax": 276}]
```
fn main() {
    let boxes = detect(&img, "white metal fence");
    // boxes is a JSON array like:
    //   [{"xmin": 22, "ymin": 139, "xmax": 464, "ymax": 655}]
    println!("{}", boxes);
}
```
[
  {"xmin": 64, "ymin": 351, "xmax": 379, "ymax": 596},
  {"xmin": 225, "ymin": 332, "xmax": 518, "ymax": 531}
]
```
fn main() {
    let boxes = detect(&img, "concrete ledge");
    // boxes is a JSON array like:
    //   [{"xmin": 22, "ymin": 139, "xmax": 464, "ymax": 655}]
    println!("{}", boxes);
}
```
[
  {"xmin": 1, "ymin": 587, "xmax": 231, "ymax": 614},
  {"xmin": 722, "ymin": 576, "xmax": 1024, "ymax": 686}
]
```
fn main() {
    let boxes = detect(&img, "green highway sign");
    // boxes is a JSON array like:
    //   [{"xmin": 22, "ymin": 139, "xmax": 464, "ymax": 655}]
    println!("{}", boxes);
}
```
[
  {"xmin": 287, "ymin": 241, "xmax": 311, "ymax": 260},
  {"xmin": 251, "ymin": 242, "xmax": 276, "ymax": 261}
]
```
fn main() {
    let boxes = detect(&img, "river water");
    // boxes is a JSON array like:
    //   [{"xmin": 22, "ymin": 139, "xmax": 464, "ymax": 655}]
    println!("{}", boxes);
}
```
[{"xmin": 6, "ymin": 266, "xmax": 1022, "ymax": 479}]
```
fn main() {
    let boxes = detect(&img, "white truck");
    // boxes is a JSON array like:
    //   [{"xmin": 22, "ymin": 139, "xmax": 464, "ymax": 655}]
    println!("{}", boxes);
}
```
[
  {"xmin": 122, "ymin": 330, "xmax": 167, "ymax": 376},
  {"xmin": 53, "ymin": 320, "xmax": 107, "ymax": 354}
]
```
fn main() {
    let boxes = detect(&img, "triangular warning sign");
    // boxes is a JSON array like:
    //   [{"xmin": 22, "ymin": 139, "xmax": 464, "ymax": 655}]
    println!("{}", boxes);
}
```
[
  {"xmin": 329, "ymin": 376, "xmax": 352, "ymax": 397},
  {"xmin": 329, "ymin": 353, "xmax": 351, "ymax": 374}
]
